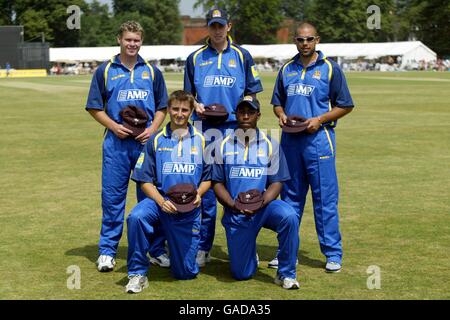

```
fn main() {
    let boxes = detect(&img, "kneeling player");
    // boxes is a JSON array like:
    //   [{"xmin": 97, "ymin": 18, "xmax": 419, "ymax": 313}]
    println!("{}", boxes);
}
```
[
  {"xmin": 125, "ymin": 91, "xmax": 211, "ymax": 293},
  {"xmin": 212, "ymin": 96, "xmax": 300, "ymax": 289}
]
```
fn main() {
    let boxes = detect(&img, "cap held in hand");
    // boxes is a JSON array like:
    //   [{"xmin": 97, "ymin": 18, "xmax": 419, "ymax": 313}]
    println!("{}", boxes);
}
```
[
  {"xmin": 282, "ymin": 115, "xmax": 308, "ymax": 133},
  {"xmin": 119, "ymin": 106, "xmax": 149, "ymax": 137},
  {"xmin": 234, "ymin": 189, "xmax": 264, "ymax": 212},
  {"xmin": 203, "ymin": 103, "xmax": 229, "ymax": 125},
  {"xmin": 166, "ymin": 183, "xmax": 198, "ymax": 213}
]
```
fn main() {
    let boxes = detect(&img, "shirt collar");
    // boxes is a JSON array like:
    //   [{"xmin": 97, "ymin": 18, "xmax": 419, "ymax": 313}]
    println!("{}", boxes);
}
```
[
  {"xmin": 112, "ymin": 54, "xmax": 145, "ymax": 66},
  {"xmin": 163, "ymin": 123, "xmax": 195, "ymax": 139},
  {"xmin": 294, "ymin": 50, "xmax": 325, "ymax": 67},
  {"xmin": 228, "ymin": 127, "xmax": 262, "ymax": 147},
  {"xmin": 206, "ymin": 35, "xmax": 233, "ymax": 53}
]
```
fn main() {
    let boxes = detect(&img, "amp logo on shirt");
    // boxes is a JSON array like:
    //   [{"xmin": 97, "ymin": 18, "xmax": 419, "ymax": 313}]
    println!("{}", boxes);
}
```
[
  {"xmin": 287, "ymin": 83, "xmax": 315, "ymax": 97},
  {"xmin": 117, "ymin": 89, "xmax": 150, "ymax": 101},
  {"xmin": 163, "ymin": 162, "xmax": 196, "ymax": 175},
  {"xmin": 204, "ymin": 75, "xmax": 236, "ymax": 88},
  {"xmin": 229, "ymin": 166, "xmax": 265, "ymax": 179}
]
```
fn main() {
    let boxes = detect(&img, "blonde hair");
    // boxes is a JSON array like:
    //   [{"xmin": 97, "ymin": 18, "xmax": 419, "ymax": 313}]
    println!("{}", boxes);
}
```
[{"xmin": 118, "ymin": 21, "xmax": 144, "ymax": 39}]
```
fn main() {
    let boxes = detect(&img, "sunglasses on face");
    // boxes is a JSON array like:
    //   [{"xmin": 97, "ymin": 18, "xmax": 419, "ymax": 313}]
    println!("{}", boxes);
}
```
[{"xmin": 295, "ymin": 36, "xmax": 317, "ymax": 43}]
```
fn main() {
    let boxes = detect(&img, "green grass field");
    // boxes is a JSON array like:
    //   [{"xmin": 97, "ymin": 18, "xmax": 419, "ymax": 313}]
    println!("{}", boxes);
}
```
[{"xmin": 0, "ymin": 71, "xmax": 449, "ymax": 300}]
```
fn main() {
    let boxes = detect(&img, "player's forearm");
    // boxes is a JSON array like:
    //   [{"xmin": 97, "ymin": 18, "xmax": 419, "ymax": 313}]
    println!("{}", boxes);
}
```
[
  {"xmin": 197, "ymin": 181, "xmax": 212, "ymax": 197},
  {"xmin": 273, "ymin": 106, "xmax": 286, "ymax": 118},
  {"xmin": 213, "ymin": 182, "xmax": 235, "ymax": 209},
  {"xmin": 262, "ymin": 182, "xmax": 283, "ymax": 206},
  {"xmin": 148, "ymin": 109, "xmax": 167, "ymax": 134},
  {"xmin": 87, "ymin": 109, "xmax": 117, "ymax": 131},
  {"xmin": 316, "ymin": 106, "xmax": 352, "ymax": 124},
  {"xmin": 141, "ymin": 182, "xmax": 165, "ymax": 207}
]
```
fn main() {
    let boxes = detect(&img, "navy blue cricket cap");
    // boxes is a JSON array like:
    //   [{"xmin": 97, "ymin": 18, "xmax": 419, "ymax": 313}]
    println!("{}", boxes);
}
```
[
  {"xmin": 206, "ymin": 8, "xmax": 229, "ymax": 26},
  {"xmin": 236, "ymin": 95, "xmax": 261, "ymax": 111}
]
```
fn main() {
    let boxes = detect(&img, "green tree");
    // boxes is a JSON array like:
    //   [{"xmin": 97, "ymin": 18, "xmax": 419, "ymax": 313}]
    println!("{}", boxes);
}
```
[
  {"xmin": 0, "ymin": 0, "xmax": 15, "ymax": 24},
  {"xmin": 112, "ymin": 0, "xmax": 182, "ymax": 45},
  {"xmin": 79, "ymin": 0, "xmax": 115, "ymax": 47},
  {"xmin": 194, "ymin": 0, "xmax": 284, "ymax": 44}
]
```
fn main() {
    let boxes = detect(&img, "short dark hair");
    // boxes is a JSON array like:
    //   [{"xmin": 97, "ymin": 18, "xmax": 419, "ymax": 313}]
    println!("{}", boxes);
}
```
[
  {"xmin": 118, "ymin": 21, "xmax": 144, "ymax": 39},
  {"xmin": 296, "ymin": 21, "xmax": 318, "ymax": 35},
  {"xmin": 168, "ymin": 90, "xmax": 195, "ymax": 110}
]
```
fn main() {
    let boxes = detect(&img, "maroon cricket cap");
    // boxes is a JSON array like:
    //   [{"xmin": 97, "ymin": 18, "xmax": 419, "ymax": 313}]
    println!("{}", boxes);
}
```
[
  {"xmin": 166, "ymin": 183, "xmax": 198, "ymax": 213},
  {"xmin": 203, "ymin": 103, "xmax": 229, "ymax": 125},
  {"xmin": 234, "ymin": 189, "xmax": 264, "ymax": 212},
  {"xmin": 119, "ymin": 105, "xmax": 149, "ymax": 137},
  {"xmin": 282, "ymin": 115, "xmax": 308, "ymax": 133}
]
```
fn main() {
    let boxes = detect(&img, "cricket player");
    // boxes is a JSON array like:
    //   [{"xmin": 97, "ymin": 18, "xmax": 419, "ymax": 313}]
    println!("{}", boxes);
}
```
[
  {"xmin": 85, "ymin": 21, "xmax": 169, "ymax": 272},
  {"xmin": 271, "ymin": 22, "xmax": 354, "ymax": 273},
  {"xmin": 125, "ymin": 90, "xmax": 211, "ymax": 293},
  {"xmin": 184, "ymin": 7, "xmax": 263, "ymax": 267},
  {"xmin": 212, "ymin": 96, "xmax": 300, "ymax": 289}
]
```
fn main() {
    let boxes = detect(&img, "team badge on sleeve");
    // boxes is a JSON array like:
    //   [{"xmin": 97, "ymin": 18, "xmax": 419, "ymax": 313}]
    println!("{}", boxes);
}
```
[
  {"xmin": 135, "ymin": 152, "xmax": 145, "ymax": 169},
  {"xmin": 251, "ymin": 65, "xmax": 260, "ymax": 80}
]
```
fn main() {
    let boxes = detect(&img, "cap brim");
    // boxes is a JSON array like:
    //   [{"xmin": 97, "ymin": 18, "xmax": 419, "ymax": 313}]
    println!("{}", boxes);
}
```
[
  {"xmin": 208, "ymin": 18, "xmax": 228, "ymax": 26},
  {"xmin": 235, "ymin": 200, "xmax": 263, "ymax": 212},
  {"xmin": 282, "ymin": 125, "xmax": 308, "ymax": 134},
  {"xmin": 123, "ymin": 123, "xmax": 146, "ymax": 137},
  {"xmin": 237, "ymin": 101, "xmax": 259, "ymax": 111},
  {"xmin": 173, "ymin": 202, "xmax": 197, "ymax": 213}
]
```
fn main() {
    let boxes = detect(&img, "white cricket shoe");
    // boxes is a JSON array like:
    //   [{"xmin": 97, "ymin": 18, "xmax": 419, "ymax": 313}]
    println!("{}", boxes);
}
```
[
  {"xmin": 149, "ymin": 253, "xmax": 170, "ymax": 268},
  {"xmin": 274, "ymin": 274, "xmax": 300, "ymax": 290},
  {"xmin": 325, "ymin": 261, "xmax": 342, "ymax": 273},
  {"xmin": 125, "ymin": 275, "xmax": 149, "ymax": 294},
  {"xmin": 196, "ymin": 250, "xmax": 211, "ymax": 267},
  {"xmin": 268, "ymin": 257, "xmax": 299, "ymax": 269},
  {"xmin": 96, "ymin": 255, "xmax": 116, "ymax": 272}
]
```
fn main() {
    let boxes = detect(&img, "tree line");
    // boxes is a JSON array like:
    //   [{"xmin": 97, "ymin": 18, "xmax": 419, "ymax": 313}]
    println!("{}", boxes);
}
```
[{"xmin": 0, "ymin": 0, "xmax": 448, "ymax": 55}]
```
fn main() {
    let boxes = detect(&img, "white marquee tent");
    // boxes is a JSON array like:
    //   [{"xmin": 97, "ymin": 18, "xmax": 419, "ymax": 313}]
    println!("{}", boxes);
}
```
[{"xmin": 50, "ymin": 41, "xmax": 436, "ymax": 66}]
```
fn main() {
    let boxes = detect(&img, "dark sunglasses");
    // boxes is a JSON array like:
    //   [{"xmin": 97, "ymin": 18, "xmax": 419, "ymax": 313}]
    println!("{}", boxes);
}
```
[{"xmin": 295, "ymin": 36, "xmax": 317, "ymax": 43}]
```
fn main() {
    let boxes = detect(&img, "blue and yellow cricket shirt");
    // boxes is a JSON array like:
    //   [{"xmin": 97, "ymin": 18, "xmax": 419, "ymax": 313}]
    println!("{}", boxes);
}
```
[
  {"xmin": 271, "ymin": 51, "xmax": 354, "ymax": 127},
  {"xmin": 86, "ymin": 54, "xmax": 168, "ymax": 126},
  {"xmin": 211, "ymin": 129, "xmax": 290, "ymax": 199},
  {"xmin": 184, "ymin": 36, "xmax": 263, "ymax": 123},
  {"xmin": 132, "ymin": 123, "xmax": 211, "ymax": 194}
]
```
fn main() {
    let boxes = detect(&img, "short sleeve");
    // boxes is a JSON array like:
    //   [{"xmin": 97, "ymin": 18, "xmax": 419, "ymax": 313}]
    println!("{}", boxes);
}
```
[
  {"xmin": 329, "ymin": 63, "xmax": 354, "ymax": 108},
  {"xmin": 270, "ymin": 68, "xmax": 286, "ymax": 107},
  {"xmin": 152, "ymin": 66, "xmax": 169, "ymax": 111},
  {"xmin": 131, "ymin": 137, "xmax": 157, "ymax": 184},
  {"xmin": 243, "ymin": 50, "xmax": 263, "ymax": 95},
  {"xmin": 267, "ymin": 139, "xmax": 290, "ymax": 183},
  {"xmin": 85, "ymin": 64, "xmax": 106, "ymax": 110}
]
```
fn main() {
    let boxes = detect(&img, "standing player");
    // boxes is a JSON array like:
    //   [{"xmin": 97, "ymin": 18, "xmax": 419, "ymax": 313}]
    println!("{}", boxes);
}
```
[
  {"xmin": 212, "ymin": 96, "xmax": 300, "ymax": 289},
  {"xmin": 184, "ymin": 8, "xmax": 263, "ymax": 266},
  {"xmin": 125, "ymin": 91, "xmax": 211, "ymax": 293},
  {"xmin": 85, "ymin": 21, "xmax": 169, "ymax": 272},
  {"xmin": 271, "ymin": 22, "xmax": 354, "ymax": 273}
]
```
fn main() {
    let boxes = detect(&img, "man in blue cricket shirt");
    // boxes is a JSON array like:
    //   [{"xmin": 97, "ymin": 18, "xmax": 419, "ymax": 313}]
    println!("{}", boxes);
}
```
[
  {"xmin": 271, "ymin": 22, "xmax": 354, "ymax": 273},
  {"xmin": 85, "ymin": 21, "xmax": 169, "ymax": 272},
  {"xmin": 212, "ymin": 96, "xmax": 300, "ymax": 290},
  {"xmin": 184, "ymin": 8, "xmax": 263, "ymax": 267},
  {"xmin": 125, "ymin": 90, "xmax": 211, "ymax": 293}
]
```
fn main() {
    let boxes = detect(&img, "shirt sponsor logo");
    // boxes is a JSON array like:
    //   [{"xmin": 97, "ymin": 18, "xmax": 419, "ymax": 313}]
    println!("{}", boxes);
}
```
[
  {"xmin": 229, "ymin": 166, "xmax": 265, "ymax": 179},
  {"xmin": 286, "ymin": 72, "xmax": 298, "ymax": 77},
  {"xmin": 204, "ymin": 75, "xmax": 236, "ymax": 88},
  {"xmin": 163, "ymin": 162, "xmax": 196, "ymax": 175},
  {"xmin": 117, "ymin": 89, "xmax": 150, "ymax": 101},
  {"xmin": 199, "ymin": 60, "xmax": 213, "ymax": 67},
  {"xmin": 287, "ymin": 83, "xmax": 315, "ymax": 96}
]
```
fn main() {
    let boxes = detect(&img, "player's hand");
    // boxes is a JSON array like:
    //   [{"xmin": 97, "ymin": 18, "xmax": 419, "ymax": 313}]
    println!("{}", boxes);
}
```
[
  {"xmin": 112, "ymin": 123, "xmax": 133, "ymax": 139},
  {"xmin": 278, "ymin": 113, "xmax": 288, "ymax": 127},
  {"xmin": 306, "ymin": 117, "xmax": 321, "ymax": 133},
  {"xmin": 195, "ymin": 102, "xmax": 206, "ymax": 119},
  {"xmin": 135, "ymin": 127, "xmax": 153, "ymax": 144},
  {"xmin": 161, "ymin": 199, "xmax": 178, "ymax": 214},
  {"xmin": 193, "ymin": 194, "xmax": 202, "ymax": 208}
]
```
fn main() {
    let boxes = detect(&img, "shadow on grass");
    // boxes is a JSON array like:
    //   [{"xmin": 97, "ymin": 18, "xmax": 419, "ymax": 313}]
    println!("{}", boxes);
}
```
[{"xmin": 64, "ymin": 244, "xmax": 128, "ymax": 263}]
